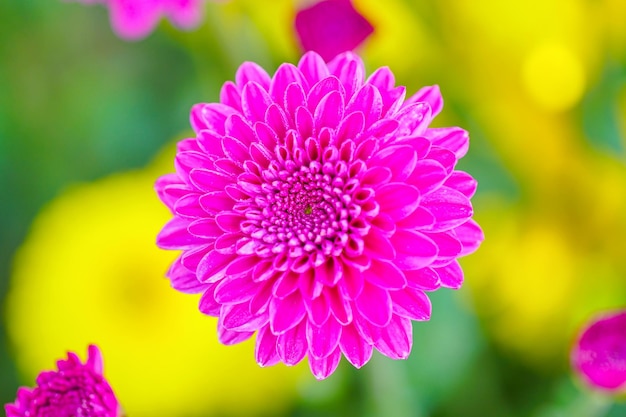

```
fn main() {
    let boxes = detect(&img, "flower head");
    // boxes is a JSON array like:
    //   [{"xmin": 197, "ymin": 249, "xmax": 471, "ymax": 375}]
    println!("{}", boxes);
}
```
[
  {"xmin": 74, "ymin": 0, "xmax": 210, "ymax": 40},
  {"xmin": 5, "ymin": 345, "xmax": 121, "ymax": 417},
  {"xmin": 571, "ymin": 310, "xmax": 626, "ymax": 392},
  {"xmin": 156, "ymin": 51, "xmax": 483, "ymax": 379},
  {"xmin": 295, "ymin": 0, "xmax": 374, "ymax": 62}
]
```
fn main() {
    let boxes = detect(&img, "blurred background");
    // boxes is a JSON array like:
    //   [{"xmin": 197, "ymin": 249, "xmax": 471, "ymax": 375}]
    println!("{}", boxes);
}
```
[{"xmin": 1, "ymin": 0, "xmax": 625, "ymax": 416}]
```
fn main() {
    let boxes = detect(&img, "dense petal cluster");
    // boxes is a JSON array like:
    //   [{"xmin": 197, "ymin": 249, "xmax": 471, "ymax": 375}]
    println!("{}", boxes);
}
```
[
  {"xmin": 295, "ymin": 0, "xmax": 374, "ymax": 62},
  {"xmin": 5, "ymin": 345, "xmax": 121, "ymax": 417},
  {"xmin": 74, "ymin": 0, "xmax": 209, "ymax": 40},
  {"xmin": 156, "ymin": 51, "xmax": 483, "ymax": 379},
  {"xmin": 571, "ymin": 310, "xmax": 626, "ymax": 392}
]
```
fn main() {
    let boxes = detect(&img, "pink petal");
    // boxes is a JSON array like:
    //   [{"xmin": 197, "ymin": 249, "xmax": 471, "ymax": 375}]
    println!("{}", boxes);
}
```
[
  {"xmin": 277, "ymin": 320, "xmax": 308, "ymax": 366},
  {"xmin": 424, "ymin": 127, "xmax": 469, "ymax": 159},
  {"xmin": 157, "ymin": 217, "xmax": 200, "ymax": 249},
  {"xmin": 409, "ymin": 160, "xmax": 448, "ymax": 196},
  {"xmin": 434, "ymin": 260, "xmax": 464, "ymax": 289},
  {"xmin": 198, "ymin": 283, "xmax": 221, "ymax": 316},
  {"xmin": 219, "ymin": 81, "xmax": 241, "ymax": 111},
  {"xmin": 376, "ymin": 183, "xmax": 421, "ymax": 220},
  {"xmin": 214, "ymin": 274, "xmax": 259, "ymax": 304},
  {"xmin": 272, "ymin": 271, "xmax": 301, "ymax": 299},
  {"xmin": 303, "ymin": 291, "xmax": 331, "ymax": 326},
  {"xmin": 444, "ymin": 171, "xmax": 477, "ymax": 198},
  {"xmin": 189, "ymin": 103, "xmax": 235, "ymax": 135},
  {"xmin": 406, "ymin": 85, "xmax": 443, "ymax": 117},
  {"xmin": 326, "ymin": 285, "xmax": 353, "ymax": 325},
  {"xmin": 187, "ymin": 218, "xmax": 223, "ymax": 239},
  {"xmin": 188, "ymin": 169, "xmax": 232, "ymax": 193},
  {"xmin": 328, "ymin": 52, "xmax": 365, "ymax": 99},
  {"xmin": 225, "ymin": 114, "xmax": 257, "ymax": 146},
  {"xmin": 453, "ymin": 219, "xmax": 484, "ymax": 256},
  {"xmin": 270, "ymin": 63, "xmax": 308, "ymax": 104},
  {"xmin": 372, "ymin": 146, "xmax": 417, "ymax": 182},
  {"xmin": 363, "ymin": 226, "xmax": 395, "ymax": 260},
  {"xmin": 336, "ymin": 111, "xmax": 365, "ymax": 142},
  {"xmin": 363, "ymin": 259, "xmax": 407, "ymax": 290},
  {"xmin": 197, "ymin": 250, "xmax": 237, "ymax": 283},
  {"xmin": 425, "ymin": 231, "xmax": 463, "ymax": 266},
  {"xmin": 221, "ymin": 136, "xmax": 249, "ymax": 164},
  {"xmin": 174, "ymin": 193, "xmax": 207, "ymax": 219},
  {"xmin": 338, "ymin": 261, "xmax": 364, "ymax": 299},
  {"xmin": 426, "ymin": 147, "xmax": 457, "ymax": 174},
  {"xmin": 373, "ymin": 316, "xmax": 413, "ymax": 359},
  {"xmin": 314, "ymin": 90, "xmax": 345, "ymax": 131},
  {"xmin": 307, "ymin": 317, "xmax": 342, "ymax": 359},
  {"xmin": 236, "ymin": 61, "xmax": 272, "ymax": 91},
  {"xmin": 198, "ymin": 191, "xmax": 233, "ymax": 214},
  {"xmin": 221, "ymin": 302, "xmax": 268, "ymax": 332},
  {"xmin": 404, "ymin": 268, "xmax": 441, "ymax": 291},
  {"xmin": 217, "ymin": 322, "xmax": 254, "ymax": 345},
  {"xmin": 396, "ymin": 206, "xmax": 435, "ymax": 230},
  {"xmin": 391, "ymin": 288, "xmax": 431, "ymax": 321},
  {"xmin": 269, "ymin": 291, "xmax": 307, "ymax": 334},
  {"xmin": 241, "ymin": 82, "xmax": 273, "ymax": 124},
  {"xmin": 421, "ymin": 187, "xmax": 473, "ymax": 232},
  {"xmin": 214, "ymin": 212, "xmax": 244, "ymax": 233},
  {"xmin": 167, "ymin": 257, "xmax": 208, "ymax": 294},
  {"xmin": 395, "ymin": 102, "xmax": 432, "ymax": 137},
  {"xmin": 255, "ymin": 326, "xmax": 281, "ymax": 367},
  {"xmin": 308, "ymin": 347, "xmax": 342, "ymax": 380},
  {"xmin": 297, "ymin": 51, "xmax": 330, "ymax": 86},
  {"xmin": 346, "ymin": 84, "xmax": 383, "ymax": 128},
  {"xmin": 355, "ymin": 281, "xmax": 392, "ymax": 327},
  {"xmin": 390, "ymin": 230, "xmax": 438, "ymax": 270},
  {"xmin": 339, "ymin": 323, "xmax": 373, "ymax": 368}
]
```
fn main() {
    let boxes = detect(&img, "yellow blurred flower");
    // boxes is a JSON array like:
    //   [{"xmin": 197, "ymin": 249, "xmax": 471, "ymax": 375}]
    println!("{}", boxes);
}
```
[
  {"xmin": 463, "ymin": 152, "xmax": 626, "ymax": 370},
  {"xmin": 5, "ymin": 144, "xmax": 306, "ymax": 417}
]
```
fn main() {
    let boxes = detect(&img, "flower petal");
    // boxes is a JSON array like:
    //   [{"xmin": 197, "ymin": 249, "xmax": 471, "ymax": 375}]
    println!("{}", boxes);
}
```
[
  {"xmin": 373, "ymin": 316, "xmax": 413, "ymax": 359},
  {"xmin": 421, "ymin": 187, "xmax": 473, "ymax": 232},
  {"xmin": 269, "ymin": 291, "xmax": 307, "ymax": 334},
  {"xmin": 277, "ymin": 320, "xmax": 308, "ymax": 366},
  {"xmin": 376, "ymin": 183, "xmax": 420, "ymax": 220},
  {"xmin": 308, "ymin": 347, "xmax": 342, "ymax": 380},
  {"xmin": 255, "ymin": 326, "xmax": 281, "ymax": 367},
  {"xmin": 307, "ymin": 317, "xmax": 342, "ymax": 359},
  {"xmin": 355, "ymin": 281, "xmax": 392, "ymax": 327},
  {"xmin": 363, "ymin": 259, "xmax": 407, "ymax": 290},
  {"xmin": 391, "ymin": 288, "xmax": 431, "ymax": 321},
  {"xmin": 390, "ymin": 230, "xmax": 438, "ymax": 270},
  {"xmin": 339, "ymin": 323, "xmax": 373, "ymax": 368}
]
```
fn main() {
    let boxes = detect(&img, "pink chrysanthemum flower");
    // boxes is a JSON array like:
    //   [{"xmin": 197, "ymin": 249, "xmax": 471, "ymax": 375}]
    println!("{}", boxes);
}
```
[
  {"xmin": 571, "ymin": 310, "xmax": 626, "ymax": 392},
  {"xmin": 74, "ymin": 0, "xmax": 209, "ymax": 40},
  {"xmin": 5, "ymin": 345, "xmax": 122, "ymax": 417},
  {"xmin": 156, "ymin": 51, "xmax": 484, "ymax": 379},
  {"xmin": 295, "ymin": 0, "xmax": 374, "ymax": 62}
]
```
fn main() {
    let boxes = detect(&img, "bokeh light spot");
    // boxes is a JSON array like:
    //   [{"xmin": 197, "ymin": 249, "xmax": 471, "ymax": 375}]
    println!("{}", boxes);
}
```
[{"xmin": 522, "ymin": 42, "xmax": 586, "ymax": 112}]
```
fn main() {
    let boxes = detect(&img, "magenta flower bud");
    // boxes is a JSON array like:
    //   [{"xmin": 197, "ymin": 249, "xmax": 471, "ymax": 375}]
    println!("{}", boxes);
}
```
[{"xmin": 572, "ymin": 310, "xmax": 626, "ymax": 392}]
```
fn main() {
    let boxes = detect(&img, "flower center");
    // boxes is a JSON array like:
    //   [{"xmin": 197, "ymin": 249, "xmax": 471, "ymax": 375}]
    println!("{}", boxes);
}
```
[{"xmin": 248, "ymin": 160, "xmax": 350, "ymax": 259}]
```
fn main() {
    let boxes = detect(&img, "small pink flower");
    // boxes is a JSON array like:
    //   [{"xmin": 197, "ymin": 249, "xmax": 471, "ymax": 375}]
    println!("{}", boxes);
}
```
[
  {"xmin": 5, "ymin": 345, "xmax": 122, "ymax": 417},
  {"xmin": 295, "ymin": 0, "xmax": 374, "ymax": 62},
  {"xmin": 571, "ymin": 310, "xmax": 626, "ymax": 392},
  {"xmin": 156, "ymin": 51, "xmax": 483, "ymax": 379},
  {"xmin": 74, "ymin": 0, "xmax": 208, "ymax": 40}
]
